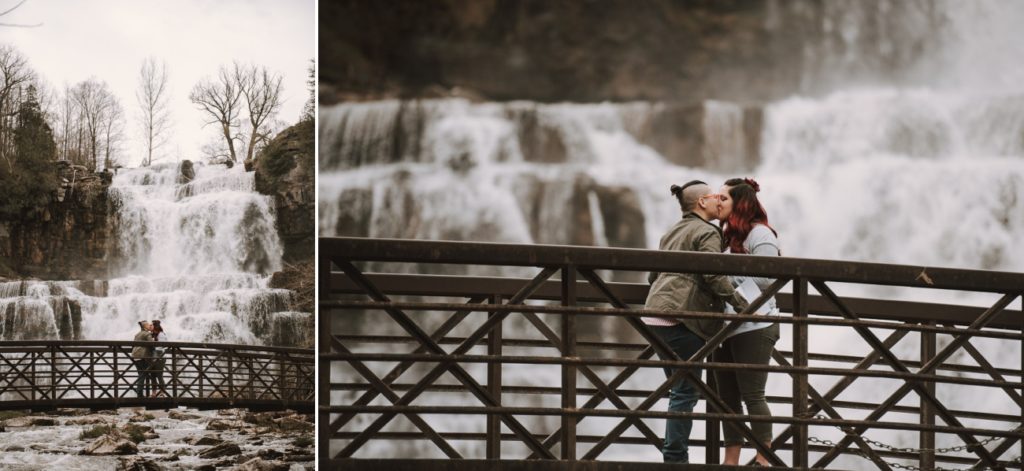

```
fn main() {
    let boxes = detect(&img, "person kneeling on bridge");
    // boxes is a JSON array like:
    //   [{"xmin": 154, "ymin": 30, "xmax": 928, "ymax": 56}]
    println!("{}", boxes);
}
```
[
  {"xmin": 131, "ymin": 321, "xmax": 155, "ymax": 398},
  {"xmin": 644, "ymin": 180, "xmax": 749, "ymax": 464}
]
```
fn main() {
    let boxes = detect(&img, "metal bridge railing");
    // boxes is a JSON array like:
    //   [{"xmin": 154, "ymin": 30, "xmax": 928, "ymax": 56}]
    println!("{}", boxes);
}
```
[
  {"xmin": 319, "ymin": 236, "xmax": 1024, "ymax": 470},
  {"xmin": 0, "ymin": 340, "xmax": 314, "ymax": 412}
]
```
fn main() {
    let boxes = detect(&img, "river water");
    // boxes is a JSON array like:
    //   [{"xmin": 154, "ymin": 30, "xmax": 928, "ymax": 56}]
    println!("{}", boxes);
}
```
[{"xmin": 319, "ymin": 0, "xmax": 1024, "ymax": 467}]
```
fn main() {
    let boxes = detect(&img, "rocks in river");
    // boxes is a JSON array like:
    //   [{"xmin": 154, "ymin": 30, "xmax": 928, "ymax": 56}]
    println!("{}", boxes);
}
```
[
  {"xmin": 198, "ymin": 442, "xmax": 242, "ymax": 459},
  {"xmin": 3, "ymin": 416, "xmax": 36, "ymax": 428},
  {"xmin": 185, "ymin": 435, "xmax": 224, "ymax": 446},
  {"xmin": 117, "ymin": 456, "xmax": 163, "ymax": 471},
  {"xmin": 257, "ymin": 449, "xmax": 283, "ymax": 460},
  {"xmin": 65, "ymin": 415, "xmax": 110, "ymax": 425},
  {"xmin": 80, "ymin": 434, "xmax": 139, "ymax": 455},
  {"xmin": 207, "ymin": 418, "xmax": 247, "ymax": 431},
  {"xmin": 235, "ymin": 457, "xmax": 291, "ymax": 471},
  {"xmin": 272, "ymin": 415, "xmax": 313, "ymax": 433},
  {"xmin": 29, "ymin": 417, "xmax": 57, "ymax": 426},
  {"xmin": 168, "ymin": 410, "xmax": 203, "ymax": 421}
]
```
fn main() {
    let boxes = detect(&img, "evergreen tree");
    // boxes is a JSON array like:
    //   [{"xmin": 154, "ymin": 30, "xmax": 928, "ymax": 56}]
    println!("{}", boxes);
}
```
[{"xmin": 0, "ymin": 85, "xmax": 57, "ymax": 216}]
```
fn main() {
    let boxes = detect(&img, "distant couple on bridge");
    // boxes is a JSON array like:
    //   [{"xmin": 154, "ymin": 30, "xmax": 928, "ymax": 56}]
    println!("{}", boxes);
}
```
[
  {"xmin": 131, "ymin": 319, "xmax": 168, "ymax": 398},
  {"xmin": 645, "ymin": 178, "xmax": 780, "ymax": 465}
]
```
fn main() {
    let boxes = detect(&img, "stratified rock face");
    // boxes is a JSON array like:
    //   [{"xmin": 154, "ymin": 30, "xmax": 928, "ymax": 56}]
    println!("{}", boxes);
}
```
[
  {"xmin": 321, "ymin": 0, "xmax": 951, "ymax": 104},
  {"xmin": 255, "ymin": 120, "xmax": 314, "ymax": 264},
  {"xmin": 0, "ymin": 176, "xmax": 111, "ymax": 280}
]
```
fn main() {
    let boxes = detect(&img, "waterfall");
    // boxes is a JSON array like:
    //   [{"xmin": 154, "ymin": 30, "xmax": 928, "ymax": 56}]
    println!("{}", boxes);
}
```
[{"xmin": 0, "ymin": 163, "xmax": 311, "ymax": 346}]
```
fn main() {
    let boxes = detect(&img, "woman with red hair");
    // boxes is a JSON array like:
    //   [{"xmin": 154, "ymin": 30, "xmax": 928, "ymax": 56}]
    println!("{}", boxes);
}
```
[{"xmin": 715, "ymin": 177, "xmax": 781, "ymax": 466}]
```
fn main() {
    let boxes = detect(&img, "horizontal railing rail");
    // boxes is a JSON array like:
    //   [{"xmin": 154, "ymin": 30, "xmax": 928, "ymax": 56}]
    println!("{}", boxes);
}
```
[
  {"xmin": 320, "ymin": 236, "xmax": 1024, "ymax": 470},
  {"xmin": 0, "ymin": 340, "xmax": 314, "ymax": 413}
]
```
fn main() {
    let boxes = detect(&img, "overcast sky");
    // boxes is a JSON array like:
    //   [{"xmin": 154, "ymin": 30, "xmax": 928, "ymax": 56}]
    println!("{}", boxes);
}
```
[{"xmin": 4, "ymin": 0, "xmax": 315, "ymax": 168}]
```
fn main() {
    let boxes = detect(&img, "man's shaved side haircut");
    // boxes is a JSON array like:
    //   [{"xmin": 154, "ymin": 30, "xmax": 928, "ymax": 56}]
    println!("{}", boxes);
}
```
[{"xmin": 681, "ymin": 182, "xmax": 710, "ymax": 212}]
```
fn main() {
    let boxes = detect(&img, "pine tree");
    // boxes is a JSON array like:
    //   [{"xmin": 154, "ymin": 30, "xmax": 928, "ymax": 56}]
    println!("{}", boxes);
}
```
[{"xmin": 0, "ymin": 85, "xmax": 58, "ymax": 216}]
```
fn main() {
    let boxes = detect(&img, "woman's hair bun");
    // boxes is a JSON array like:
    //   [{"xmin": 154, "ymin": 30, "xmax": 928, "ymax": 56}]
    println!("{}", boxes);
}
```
[
  {"xmin": 743, "ymin": 178, "xmax": 760, "ymax": 192},
  {"xmin": 670, "ymin": 184, "xmax": 682, "ymax": 196}
]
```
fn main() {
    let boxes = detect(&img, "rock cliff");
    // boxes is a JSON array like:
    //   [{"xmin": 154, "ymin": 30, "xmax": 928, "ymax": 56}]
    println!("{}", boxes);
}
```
[
  {"xmin": 321, "ymin": 0, "xmax": 946, "ymax": 104},
  {"xmin": 0, "ymin": 164, "xmax": 112, "ymax": 281},
  {"xmin": 254, "ymin": 119, "xmax": 315, "ymax": 264}
]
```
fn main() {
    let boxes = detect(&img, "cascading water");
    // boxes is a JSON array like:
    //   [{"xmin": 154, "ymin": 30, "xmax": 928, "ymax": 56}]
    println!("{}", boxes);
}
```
[
  {"xmin": 321, "ymin": 1, "xmax": 1024, "ymax": 466},
  {"xmin": 0, "ymin": 163, "xmax": 312, "ymax": 346}
]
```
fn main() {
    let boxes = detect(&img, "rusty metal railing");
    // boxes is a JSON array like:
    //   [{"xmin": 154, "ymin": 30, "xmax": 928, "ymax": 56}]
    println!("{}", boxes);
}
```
[
  {"xmin": 0, "ymin": 340, "xmax": 314, "ymax": 412},
  {"xmin": 319, "ymin": 236, "xmax": 1024, "ymax": 470}
]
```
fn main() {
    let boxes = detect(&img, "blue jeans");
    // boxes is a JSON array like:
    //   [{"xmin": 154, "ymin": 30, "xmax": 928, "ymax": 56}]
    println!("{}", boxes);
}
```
[
  {"xmin": 650, "ymin": 323, "xmax": 705, "ymax": 463},
  {"xmin": 133, "ymin": 359, "xmax": 151, "ymax": 397}
]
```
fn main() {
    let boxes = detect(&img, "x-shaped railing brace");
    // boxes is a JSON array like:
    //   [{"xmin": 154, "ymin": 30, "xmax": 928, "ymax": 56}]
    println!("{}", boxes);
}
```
[
  {"xmin": 331, "ymin": 260, "xmax": 560, "ymax": 459},
  {"xmin": 573, "ymin": 268, "xmax": 789, "ymax": 465},
  {"xmin": 810, "ymin": 282, "xmax": 1019, "ymax": 469}
]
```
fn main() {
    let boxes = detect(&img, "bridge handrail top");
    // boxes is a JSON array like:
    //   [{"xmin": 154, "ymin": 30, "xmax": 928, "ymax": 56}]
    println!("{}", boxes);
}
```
[
  {"xmin": 321, "ymin": 236, "xmax": 1024, "ymax": 293},
  {"xmin": 0, "ymin": 340, "xmax": 314, "ymax": 354}
]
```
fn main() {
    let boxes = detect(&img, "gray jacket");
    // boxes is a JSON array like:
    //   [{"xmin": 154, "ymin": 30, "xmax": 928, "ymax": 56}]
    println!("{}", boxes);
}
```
[
  {"xmin": 645, "ymin": 212, "xmax": 749, "ymax": 339},
  {"xmin": 131, "ymin": 329, "xmax": 154, "ymax": 359}
]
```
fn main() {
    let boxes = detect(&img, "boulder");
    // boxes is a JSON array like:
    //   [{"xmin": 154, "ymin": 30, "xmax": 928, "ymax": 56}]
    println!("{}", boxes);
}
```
[
  {"xmin": 185, "ymin": 435, "xmax": 224, "ymax": 446},
  {"xmin": 29, "ymin": 417, "xmax": 56, "ymax": 426},
  {"xmin": 233, "ymin": 457, "xmax": 291, "ymax": 471},
  {"xmin": 206, "ymin": 419, "xmax": 247, "ymax": 431},
  {"xmin": 273, "ymin": 416, "xmax": 313, "ymax": 433},
  {"xmin": 178, "ymin": 160, "xmax": 196, "ymax": 184},
  {"xmin": 199, "ymin": 442, "xmax": 242, "ymax": 459},
  {"xmin": 168, "ymin": 410, "xmax": 202, "ymax": 421},
  {"xmin": 117, "ymin": 456, "xmax": 163, "ymax": 471},
  {"xmin": 80, "ymin": 435, "xmax": 139, "ymax": 455}
]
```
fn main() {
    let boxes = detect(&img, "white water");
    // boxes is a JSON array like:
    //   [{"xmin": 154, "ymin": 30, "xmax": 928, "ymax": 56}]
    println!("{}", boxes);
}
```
[
  {"xmin": 0, "ymin": 163, "xmax": 311, "ymax": 346},
  {"xmin": 320, "ymin": 1, "xmax": 1024, "ymax": 466}
]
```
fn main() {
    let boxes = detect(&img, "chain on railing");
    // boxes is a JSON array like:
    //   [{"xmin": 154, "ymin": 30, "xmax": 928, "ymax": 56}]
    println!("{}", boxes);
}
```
[{"xmin": 802, "ymin": 413, "xmax": 1022, "ymax": 471}]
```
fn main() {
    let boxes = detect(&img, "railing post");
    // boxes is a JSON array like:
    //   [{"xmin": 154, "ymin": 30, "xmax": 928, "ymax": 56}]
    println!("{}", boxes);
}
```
[
  {"xmin": 31, "ymin": 351, "xmax": 36, "ymax": 402},
  {"xmin": 171, "ymin": 347, "xmax": 178, "ymax": 399},
  {"xmin": 921, "ymin": 322, "xmax": 936, "ymax": 470},
  {"xmin": 318, "ymin": 254, "xmax": 332, "ymax": 464},
  {"xmin": 227, "ymin": 349, "xmax": 235, "ymax": 401},
  {"xmin": 706, "ymin": 371, "xmax": 721, "ymax": 464},
  {"xmin": 487, "ymin": 293, "xmax": 503, "ymax": 460},
  {"xmin": 278, "ymin": 353, "xmax": 286, "ymax": 401},
  {"xmin": 792, "ymin": 277, "xmax": 809, "ymax": 467},
  {"xmin": 50, "ymin": 345, "xmax": 57, "ymax": 403},
  {"xmin": 561, "ymin": 264, "xmax": 577, "ymax": 460},
  {"xmin": 114, "ymin": 347, "xmax": 119, "ymax": 399}
]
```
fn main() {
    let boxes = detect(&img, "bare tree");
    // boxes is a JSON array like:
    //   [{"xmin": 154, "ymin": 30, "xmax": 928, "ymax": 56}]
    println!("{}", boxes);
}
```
[
  {"xmin": 136, "ymin": 57, "xmax": 171, "ymax": 167},
  {"xmin": 190, "ymin": 64, "xmax": 243, "ymax": 162},
  {"xmin": 0, "ymin": 44, "xmax": 33, "ymax": 172},
  {"xmin": 0, "ymin": 0, "xmax": 41, "ymax": 28},
  {"xmin": 101, "ymin": 97, "xmax": 124, "ymax": 170},
  {"xmin": 237, "ymin": 62, "xmax": 283, "ymax": 163},
  {"xmin": 71, "ymin": 78, "xmax": 119, "ymax": 171}
]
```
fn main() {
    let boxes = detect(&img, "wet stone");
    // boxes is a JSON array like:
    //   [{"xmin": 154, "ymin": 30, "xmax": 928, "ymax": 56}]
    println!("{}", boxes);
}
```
[{"xmin": 198, "ymin": 442, "xmax": 242, "ymax": 459}]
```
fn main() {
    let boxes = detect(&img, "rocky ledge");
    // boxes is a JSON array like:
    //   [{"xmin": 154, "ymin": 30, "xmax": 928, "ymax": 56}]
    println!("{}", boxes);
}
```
[{"xmin": 254, "ymin": 119, "xmax": 315, "ymax": 264}]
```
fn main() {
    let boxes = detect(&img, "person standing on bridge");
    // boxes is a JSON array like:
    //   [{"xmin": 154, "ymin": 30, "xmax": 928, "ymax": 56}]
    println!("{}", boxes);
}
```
[
  {"xmin": 715, "ymin": 177, "xmax": 781, "ymax": 466},
  {"xmin": 131, "ymin": 321, "xmax": 155, "ymax": 398},
  {"xmin": 644, "ymin": 180, "xmax": 749, "ymax": 463},
  {"xmin": 147, "ymin": 320, "xmax": 168, "ymax": 398}
]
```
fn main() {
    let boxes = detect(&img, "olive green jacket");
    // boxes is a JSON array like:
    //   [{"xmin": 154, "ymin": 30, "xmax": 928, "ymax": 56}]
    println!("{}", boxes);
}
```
[
  {"xmin": 645, "ymin": 212, "xmax": 749, "ymax": 339},
  {"xmin": 131, "ymin": 329, "xmax": 154, "ymax": 359}
]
